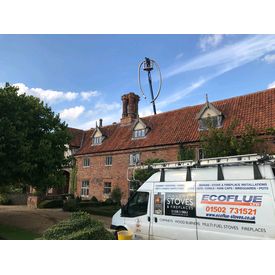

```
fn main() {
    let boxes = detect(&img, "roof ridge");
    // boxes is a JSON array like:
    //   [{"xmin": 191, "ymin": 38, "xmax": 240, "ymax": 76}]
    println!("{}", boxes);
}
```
[
  {"xmin": 140, "ymin": 87, "xmax": 275, "ymax": 120},
  {"xmin": 78, "ymin": 87, "xmax": 275, "ymax": 132}
]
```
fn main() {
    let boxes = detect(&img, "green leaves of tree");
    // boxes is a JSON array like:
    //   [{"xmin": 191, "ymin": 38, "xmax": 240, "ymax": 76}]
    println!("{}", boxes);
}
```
[{"xmin": 0, "ymin": 85, "xmax": 72, "ymax": 191}]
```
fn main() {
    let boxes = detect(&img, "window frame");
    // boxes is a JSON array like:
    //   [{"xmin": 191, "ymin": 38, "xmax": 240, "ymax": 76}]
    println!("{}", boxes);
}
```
[
  {"xmin": 133, "ymin": 129, "xmax": 146, "ymax": 139},
  {"xmin": 122, "ymin": 191, "xmax": 149, "ymax": 217},
  {"xmin": 103, "ymin": 182, "xmax": 112, "ymax": 194},
  {"xmin": 199, "ymin": 115, "xmax": 222, "ymax": 131},
  {"xmin": 129, "ymin": 152, "xmax": 140, "ymax": 166},
  {"xmin": 83, "ymin": 158, "xmax": 90, "ymax": 167},
  {"xmin": 93, "ymin": 136, "xmax": 102, "ymax": 145},
  {"xmin": 81, "ymin": 180, "xmax": 89, "ymax": 198},
  {"xmin": 105, "ymin": 156, "xmax": 113, "ymax": 166}
]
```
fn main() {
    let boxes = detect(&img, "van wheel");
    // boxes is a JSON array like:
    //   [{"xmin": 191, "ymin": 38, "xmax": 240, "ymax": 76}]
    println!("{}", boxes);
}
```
[{"xmin": 115, "ymin": 227, "xmax": 127, "ymax": 240}]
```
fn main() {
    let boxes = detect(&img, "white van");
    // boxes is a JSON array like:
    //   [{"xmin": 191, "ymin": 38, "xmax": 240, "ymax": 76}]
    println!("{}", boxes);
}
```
[{"xmin": 111, "ymin": 154, "xmax": 275, "ymax": 239}]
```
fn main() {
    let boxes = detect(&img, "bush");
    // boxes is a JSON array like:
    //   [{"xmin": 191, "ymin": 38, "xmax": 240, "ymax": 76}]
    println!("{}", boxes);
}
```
[
  {"xmin": 103, "ymin": 198, "xmax": 114, "ymax": 205},
  {"xmin": 38, "ymin": 199, "xmax": 64, "ymax": 209},
  {"xmin": 0, "ymin": 194, "xmax": 12, "ymax": 205},
  {"xmin": 64, "ymin": 226, "xmax": 115, "ymax": 240},
  {"xmin": 82, "ymin": 205, "xmax": 120, "ymax": 217},
  {"xmin": 41, "ymin": 211, "xmax": 115, "ymax": 240},
  {"xmin": 90, "ymin": 196, "xmax": 99, "ymax": 204},
  {"xmin": 63, "ymin": 198, "xmax": 79, "ymax": 212},
  {"xmin": 111, "ymin": 187, "xmax": 122, "ymax": 204}
]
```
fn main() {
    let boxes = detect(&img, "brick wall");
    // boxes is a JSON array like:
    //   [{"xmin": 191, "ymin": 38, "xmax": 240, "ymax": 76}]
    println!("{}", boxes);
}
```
[
  {"xmin": 75, "ymin": 145, "xmax": 179, "ymax": 203},
  {"xmin": 75, "ymin": 137, "xmax": 275, "ymax": 204}
]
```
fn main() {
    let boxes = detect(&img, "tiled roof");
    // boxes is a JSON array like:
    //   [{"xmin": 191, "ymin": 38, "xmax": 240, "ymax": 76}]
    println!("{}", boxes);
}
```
[
  {"xmin": 75, "ymin": 88, "xmax": 275, "ymax": 156},
  {"xmin": 68, "ymin": 127, "xmax": 85, "ymax": 148}
]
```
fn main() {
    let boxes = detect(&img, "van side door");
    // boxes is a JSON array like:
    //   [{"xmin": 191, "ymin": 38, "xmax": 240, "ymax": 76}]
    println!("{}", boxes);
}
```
[{"xmin": 150, "ymin": 182, "xmax": 197, "ymax": 240}]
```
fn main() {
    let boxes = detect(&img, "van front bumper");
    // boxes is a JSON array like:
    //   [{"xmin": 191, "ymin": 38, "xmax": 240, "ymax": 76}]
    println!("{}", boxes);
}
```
[{"xmin": 110, "ymin": 224, "xmax": 119, "ymax": 230}]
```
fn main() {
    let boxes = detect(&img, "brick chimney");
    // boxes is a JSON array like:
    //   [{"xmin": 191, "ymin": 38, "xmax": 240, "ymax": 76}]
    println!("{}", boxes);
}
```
[{"xmin": 120, "ymin": 92, "xmax": 140, "ymax": 125}]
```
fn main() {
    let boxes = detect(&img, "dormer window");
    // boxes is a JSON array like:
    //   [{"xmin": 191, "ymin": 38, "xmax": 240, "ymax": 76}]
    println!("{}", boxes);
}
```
[
  {"xmin": 133, "ymin": 129, "xmax": 146, "ymax": 138},
  {"xmin": 91, "ymin": 126, "xmax": 105, "ymax": 146},
  {"xmin": 199, "ymin": 115, "xmax": 223, "ymax": 130},
  {"xmin": 196, "ymin": 94, "xmax": 223, "ymax": 131},
  {"xmin": 93, "ymin": 136, "xmax": 102, "ymax": 145},
  {"xmin": 132, "ymin": 118, "xmax": 148, "ymax": 139}
]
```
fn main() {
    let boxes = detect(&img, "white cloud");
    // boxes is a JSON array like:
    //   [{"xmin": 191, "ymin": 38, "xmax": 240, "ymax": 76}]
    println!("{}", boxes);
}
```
[
  {"xmin": 268, "ymin": 81, "xmax": 275, "ymax": 89},
  {"xmin": 139, "ymin": 105, "xmax": 162, "ymax": 117},
  {"xmin": 95, "ymin": 102, "xmax": 120, "ymax": 112},
  {"xmin": 60, "ymin": 105, "xmax": 85, "ymax": 121},
  {"xmin": 14, "ymin": 83, "xmax": 78, "ymax": 103},
  {"xmin": 13, "ymin": 83, "xmax": 101, "ymax": 104},
  {"xmin": 199, "ymin": 34, "xmax": 224, "ymax": 51},
  {"xmin": 165, "ymin": 35, "xmax": 275, "ymax": 79},
  {"xmin": 262, "ymin": 54, "xmax": 275, "ymax": 64},
  {"xmin": 175, "ymin": 52, "xmax": 184, "ymax": 60},
  {"xmin": 80, "ymin": 90, "xmax": 100, "ymax": 100}
]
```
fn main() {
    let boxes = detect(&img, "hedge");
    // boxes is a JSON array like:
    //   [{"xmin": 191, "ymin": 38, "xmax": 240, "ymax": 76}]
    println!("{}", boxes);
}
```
[
  {"xmin": 0, "ymin": 194, "xmax": 12, "ymax": 205},
  {"xmin": 38, "ymin": 199, "xmax": 64, "ymax": 209},
  {"xmin": 40, "ymin": 212, "xmax": 115, "ymax": 240}
]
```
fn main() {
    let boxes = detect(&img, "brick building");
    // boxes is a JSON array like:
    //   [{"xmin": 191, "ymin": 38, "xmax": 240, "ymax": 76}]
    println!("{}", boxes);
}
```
[{"xmin": 71, "ymin": 88, "xmax": 275, "ymax": 202}]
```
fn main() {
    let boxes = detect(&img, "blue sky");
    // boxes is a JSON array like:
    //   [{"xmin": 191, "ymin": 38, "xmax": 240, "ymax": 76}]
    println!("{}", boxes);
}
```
[{"xmin": 0, "ymin": 34, "xmax": 275, "ymax": 130}]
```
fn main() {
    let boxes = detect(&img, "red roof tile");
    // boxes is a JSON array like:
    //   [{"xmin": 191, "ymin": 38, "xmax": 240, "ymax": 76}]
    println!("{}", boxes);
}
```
[
  {"xmin": 75, "ymin": 88, "xmax": 275, "ymax": 155},
  {"xmin": 68, "ymin": 127, "xmax": 85, "ymax": 148}
]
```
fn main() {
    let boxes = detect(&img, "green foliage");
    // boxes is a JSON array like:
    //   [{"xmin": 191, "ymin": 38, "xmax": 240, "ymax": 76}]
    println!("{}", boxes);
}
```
[
  {"xmin": 63, "ymin": 198, "xmax": 79, "ymax": 212},
  {"xmin": 104, "ymin": 198, "xmax": 114, "ymax": 205},
  {"xmin": 38, "ymin": 199, "xmax": 64, "ymax": 209},
  {"xmin": 200, "ymin": 120, "xmax": 263, "ymax": 158},
  {"xmin": 178, "ymin": 144, "xmax": 195, "ymax": 160},
  {"xmin": 69, "ymin": 163, "xmax": 77, "ymax": 194},
  {"xmin": 0, "ymin": 193, "xmax": 12, "ymax": 205},
  {"xmin": 40, "ymin": 211, "xmax": 115, "ymax": 240},
  {"xmin": 129, "ymin": 158, "xmax": 166, "ymax": 194},
  {"xmin": 79, "ymin": 205, "xmax": 121, "ymax": 217},
  {"xmin": 90, "ymin": 196, "xmax": 99, "ymax": 204},
  {"xmin": 111, "ymin": 186, "xmax": 122, "ymax": 204},
  {"xmin": 0, "ymin": 224, "xmax": 38, "ymax": 240},
  {"xmin": 0, "ymin": 84, "xmax": 72, "ymax": 190}
]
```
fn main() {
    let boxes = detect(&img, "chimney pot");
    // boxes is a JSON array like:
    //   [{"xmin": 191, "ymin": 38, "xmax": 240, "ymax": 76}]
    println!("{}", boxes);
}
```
[
  {"xmin": 120, "ymin": 92, "xmax": 140, "ymax": 125},
  {"xmin": 99, "ymin": 118, "xmax": 103, "ymax": 127}
]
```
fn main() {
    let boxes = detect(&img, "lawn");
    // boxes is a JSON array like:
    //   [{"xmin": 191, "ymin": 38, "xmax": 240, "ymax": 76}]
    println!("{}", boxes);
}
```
[{"xmin": 0, "ymin": 224, "xmax": 39, "ymax": 240}]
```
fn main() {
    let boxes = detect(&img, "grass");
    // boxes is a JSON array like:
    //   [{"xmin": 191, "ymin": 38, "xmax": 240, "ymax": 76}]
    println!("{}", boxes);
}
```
[{"xmin": 0, "ymin": 224, "xmax": 39, "ymax": 240}]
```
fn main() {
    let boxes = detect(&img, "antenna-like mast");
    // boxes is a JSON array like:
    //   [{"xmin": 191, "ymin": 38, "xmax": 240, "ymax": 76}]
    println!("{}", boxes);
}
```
[{"xmin": 138, "ymin": 57, "xmax": 162, "ymax": 115}]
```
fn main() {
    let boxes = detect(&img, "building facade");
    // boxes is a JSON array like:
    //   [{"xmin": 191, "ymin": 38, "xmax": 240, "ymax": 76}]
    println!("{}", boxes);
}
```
[{"xmin": 72, "ymin": 88, "xmax": 275, "ymax": 203}]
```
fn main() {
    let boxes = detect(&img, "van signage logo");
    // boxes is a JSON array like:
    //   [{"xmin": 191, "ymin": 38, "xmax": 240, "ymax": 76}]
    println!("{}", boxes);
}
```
[
  {"xmin": 165, "ymin": 192, "xmax": 196, "ymax": 217},
  {"xmin": 201, "ymin": 194, "xmax": 262, "ymax": 206}
]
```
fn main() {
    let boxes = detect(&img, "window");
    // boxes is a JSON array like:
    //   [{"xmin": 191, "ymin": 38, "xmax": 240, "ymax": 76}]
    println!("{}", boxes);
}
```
[
  {"xmin": 105, "ymin": 156, "xmax": 112, "ymax": 166},
  {"xmin": 122, "ymin": 192, "xmax": 149, "ymax": 217},
  {"xmin": 81, "ymin": 180, "xmax": 89, "ymax": 197},
  {"xmin": 104, "ymin": 182, "xmax": 112, "ymax": 194},
  {"xmin": 129, "ymin": 152, "xmax": 140, "ymax": 166},
  {"xmin": 199, "ymin": 116, "xmax": 222, "ymax": 130},
  {"xmin": 133, "ymin": 129, "xmax": 146, "ymax": 138},
  {"xmin": 93, "ymin": 136, "xmax": 102, "ymax": 145},
  {"xmin": 83, "ymin": 158, "xmax": 90, "ymax": 167}
]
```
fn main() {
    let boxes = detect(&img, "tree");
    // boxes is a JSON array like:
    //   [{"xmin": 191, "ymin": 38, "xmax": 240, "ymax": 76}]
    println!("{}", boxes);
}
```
[
  {"xmin": 178, "ymin": 144, "xmax": 195, "ymax": 160},
  {"xmin": 130, "ymin": 158, "xmax": 166, "ymax": 194},
  {"xmin": 200, "ymin": 119, "xmax": 263, "ymax": 158},
  {"xmin": 0, "ymin": 84, "xmax": 72, "ymax": 192}
]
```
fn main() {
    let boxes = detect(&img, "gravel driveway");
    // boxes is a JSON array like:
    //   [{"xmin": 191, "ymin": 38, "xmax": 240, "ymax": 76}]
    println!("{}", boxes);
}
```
[{"xmin": 0, "ymin": 205, "xmax": 112, "ymax": 235}]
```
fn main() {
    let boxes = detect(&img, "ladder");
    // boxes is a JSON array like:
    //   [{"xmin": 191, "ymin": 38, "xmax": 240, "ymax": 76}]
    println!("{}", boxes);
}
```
[{"xmin": 127, "ymin": 154, "xmax": 275, "ymax": 182}]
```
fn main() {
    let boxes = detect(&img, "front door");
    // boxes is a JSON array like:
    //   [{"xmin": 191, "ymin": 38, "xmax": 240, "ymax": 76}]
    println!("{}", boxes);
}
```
[{"xmin": 123, "ymin": 191, "xmax": 151, "ymax": 239}]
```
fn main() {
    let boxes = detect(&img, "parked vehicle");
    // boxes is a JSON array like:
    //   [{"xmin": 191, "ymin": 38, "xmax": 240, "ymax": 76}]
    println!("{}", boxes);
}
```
[{"xmin": 111, "ymin": 154, "xmax": 275, "ymax": 239}]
